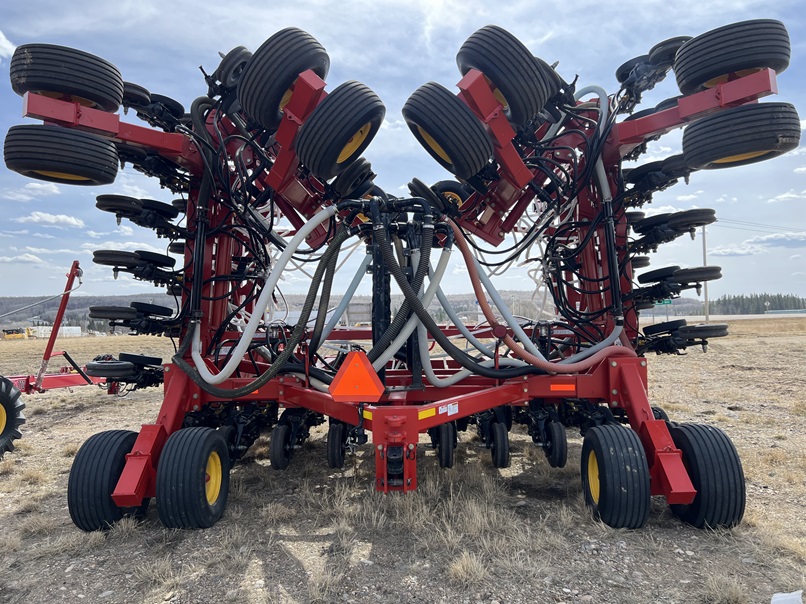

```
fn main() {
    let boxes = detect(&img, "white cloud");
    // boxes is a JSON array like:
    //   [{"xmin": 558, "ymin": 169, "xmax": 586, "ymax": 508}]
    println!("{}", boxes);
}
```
[
  {"xmin": 795, "ymin": 167, "xmax": 806, "ymax": 174},
  {"xmin": 801, "ymin": 119, "xmax": 806, "ymax": 131},
  {"xmin": 14, "ymin": 211, "xmax": 85, "ymax": 228},
  {"xmin": 117, "ymin": 225, "xmax": 135, "ymax": 236},
  {"xmin": 1, "ymin": 182, "xmax": 62, "ymax": 202},
  {"xmin": 745, "ymin": 232, "xmax": 806, "ymax": 249},
  {"xmin": 767, "ymin": 189, "xmax": 806, "ymax": 203},
  {"xmin": 13, "ymin": 246, "xmax": 81, "ymax": 255},
  {"xmin": 0, "ymin": 30, "xmax": 14, "ymax": 62},
  {"xmin": 86, "ymin": 230, "xmax": 108, "ymax": 239},
  {"xmin": 31, "ymin": 232, "xmax": 55, "ymax": 239},
  {"xmin": 643, "ymin": 205, "xmax": 680, "ymax": 217},
  {"xmin": 675, "ymin": 194, "xmax": 698, "ymax": 202},
  {"xmin": 0, "ymin": 253, "xmax": 43, "ymax": 264},
  {"xmin": 709, "ymin": 244, "xmax": 765, "ymax": 257},
  {"xmin": 79, "ymin": 240, "xmax": 162, "ymax": 253},
  {"xmin": 791, "ymin": 254, "xmax": 802, "ymax": 260}
]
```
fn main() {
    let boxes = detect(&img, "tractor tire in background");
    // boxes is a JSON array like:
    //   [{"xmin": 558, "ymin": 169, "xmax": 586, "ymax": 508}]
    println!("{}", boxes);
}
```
[
  {"xmin": 669, "ymin": 423, "xmax": 745, "ymax": 528},
  {"xmin": 402, "ymin": 82, "xmax": 493, "ymax": 180},
  {"xmin": 457, "ymin": 25, "xmax": 555, "ymax": 127},
  {"xmin": 682, "ymin": 103, "xmax": 800, "ymax": 170},
  {"xmin": 674, "ymin": 19, "xmax": 790, "ymax": 94},
  {"xmin": 581, "ymin": 424, "xmax": 650, "ymax": 529},
  {"xmin": 238, "ymin": 27, "xmax": 330, "ymax": 131},
  {"xmin": 295, "ymin": 81, "xmax": 385, "ymax": 181},
  {"xmin": 68, "ymin": 430, "xmax": 149, "ymax": 531},
  {"xmin": 10, "ymin": 43, "xmax": 124, "ymax": 111},
  {"xmin": 156, "ymin": 427, "xmax": 230, "ymax": 529},
  {"xmin": 4, "ymin": 125, "xmax": 119, "ymax": 186},
  {"xmin": 0, "ymin": 377, "xmax": 25, "ymax": 457}
]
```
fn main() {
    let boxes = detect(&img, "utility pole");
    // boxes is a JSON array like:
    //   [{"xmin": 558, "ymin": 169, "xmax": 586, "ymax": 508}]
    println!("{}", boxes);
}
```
[{"xmin": 702, "ymin": 225, "xmax": 709, "ymax": 322}]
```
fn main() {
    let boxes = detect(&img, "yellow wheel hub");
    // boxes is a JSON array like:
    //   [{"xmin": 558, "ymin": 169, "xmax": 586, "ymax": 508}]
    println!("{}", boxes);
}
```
[
  {"xmin": 587, "ymin": 450, "xmax": 600, "ymax": 504},
  {"xmin": 417, "ymin": 126, "xmax": 452, "ymax": 164},
  {"xmin": 205, "ymin": 451, "xmax": 222, "ymax": 505},
  {"xmin": 712, "ymin": 150, "xmax": 771, "ymax": 164},
  {"xmin": 702, "ymin": 68, "xmax": 761, "ymax": 89},
  {"xmin": 39, "ymin": 90, "xmax": 96, "ymax": 108},
  {"xmin": 32, "ymin": 170, "xmax": 91, "ymax": 182},
  {"xmin": 279, "ymin": 88, "xmax": 293, "ymax": 111},
  {"xmin": 337, "ymin": 122, "xmax": 372, "ymax": 164},
  {"xmin": 0, "ymin": 404, "xmax": 6, "ymax": 434}
]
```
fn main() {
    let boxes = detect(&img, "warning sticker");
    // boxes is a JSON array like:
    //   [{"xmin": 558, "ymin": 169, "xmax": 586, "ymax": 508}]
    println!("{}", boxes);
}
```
[
  {"xmin": 447, "ymin": 403, "xmax": 459, "ymax": 416},
  {"xmin": 438, "ymin": 405, "xmax": 448, "ymax": 415}
]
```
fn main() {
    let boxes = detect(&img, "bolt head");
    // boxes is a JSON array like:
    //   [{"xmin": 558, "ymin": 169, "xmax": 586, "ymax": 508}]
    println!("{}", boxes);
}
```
[
  {"xmin": 610, "ymin": 401, "xmax": 618, "ymax": 407},
  {"xmin": 612, "ymin": 389, "xmax": 618, "ymax": 395},
  {"xmin": 611, "ymin": 361, "xmax": 618, "ymax": 367},
  {"xmin": 408, "ymin": 443, "xmax": 415, "ymax": 450},
  {"xmin": 377, "ymin": 445, "xmax": 383, "ymax": 451},
  {"xmin": 640, "ymin": 361, "xmax": 647, "ymax": 367}
]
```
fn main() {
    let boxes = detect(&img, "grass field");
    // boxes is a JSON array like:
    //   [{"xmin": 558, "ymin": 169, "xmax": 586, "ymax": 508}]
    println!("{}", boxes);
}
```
[{"xmin": 0, "ymin": 319, "xmax": 804, "ymax": 603}]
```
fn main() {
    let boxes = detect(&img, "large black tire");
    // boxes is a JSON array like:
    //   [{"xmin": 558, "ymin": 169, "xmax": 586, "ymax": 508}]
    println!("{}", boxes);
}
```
[
  {"xmin": 4, "ymin": 125, "xmax": 118, "ymax": 186},
  {"xmin": 92, "ymin": 250, "xmax": 144, "ymax": 269},
  {"xmin": 637, "ymin": 265, "xmax": 680, "ymax": 285},
  {"xmin": 68, "ymin": 430, "xmax": 147, "ymax": 531},
  {"xmin": 437, "ymin": 422, "xmax": 456, "ymax": 469},
  {"xmin": 129, "ymin": 302, "xmax": 173, "ymax": 317},
  {"xmin": 238, "ymin": 28, "xmax": 330, "ymax": 131},
  {"xmin": 581, "ymin": 424, "xmax": 650, "ymax": 529},
  {"xmin": 669, "ymin": 423, "xmax": 745, "ymax": 528},
  {"xmin": 490, "ymin": 422, "xmax": 510, "ymax": 469},
  {"xmin": 295, "ymin": 81, "xmax": 385, "ymax": 181},
  {"xmin": 682, "ymin": 103, "xmax": 800, "ymax": 170},
  {"xmin": 270, "ymin": 423, "xmax": 293, "ymax": 470},
  {"xmin": 156, "ymin": 427, "xmax": 230, "ymax": 529},
  {"xmin": 402, "ymin": 82, "xmax": 493, "ymax": 180},
  {"xmin": 326, "ymin": 422, "xmax": 347, "ymax": 469},
  {"xmin": 544, "ymin": 421, "xmax": 567, "ymax": 469},
  {"xmin": 0, "ymin": 377, "xmax": 25, "ymax": 457},
  {"xmin": 119, "ymin": 352, "xmax": 163, "ymax": 366},
  {"xmin": 456, "ymin": 25, "xmax": 554, "ymax": 127},
  {"xmin": 674, "ymin": 20, "xmax": 790, "ymax": 94},
  {"xmin": 10, "ymin": 43, "xmax": 123, "ymax": 111},
  {"xmin": 643, "ymin": 319, "xmax": 687, "ymax": 336},
  {"xmin": 667, "ymin": 208, "xmax": 716, "ymax": 231},
  {"xmin": 85, "ymin": 360, "xmax": 136, "ymax": 379},
  {"xmin": 678, "ymin": 324, "xmax": 729, "ymax": 339},
  {"xmin": 672, "ymin": 266, "xmax": 722, "ymax": 284}
]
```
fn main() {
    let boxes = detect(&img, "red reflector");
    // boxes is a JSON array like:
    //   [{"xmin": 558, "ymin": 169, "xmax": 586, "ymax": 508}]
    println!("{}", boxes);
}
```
[
  {"xmin": 550, "ymin": 383, "xmax": 576, "ymax": 392},
  {"xmin": 329, "ymin": 351, "xmax": 385, "ymax": 403}
]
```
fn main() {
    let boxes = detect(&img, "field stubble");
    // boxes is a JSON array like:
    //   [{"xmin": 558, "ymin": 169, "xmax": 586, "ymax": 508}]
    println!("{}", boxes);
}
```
[{"xmin": 0, "ymin": 320, "xmax": 804, "ymax": 603}]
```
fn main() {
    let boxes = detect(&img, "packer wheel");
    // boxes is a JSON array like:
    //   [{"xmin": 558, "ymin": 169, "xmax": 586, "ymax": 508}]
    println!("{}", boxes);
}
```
[
  {"xmin": 544, "ymin": 421, "xmax": 567, "ymax": 468},
  {"xmin": 437, "ymin": 422, "xmax": 456, "ymax": 469},
  {"xmin": 270, "ymin": 423, "xmax": 294, "ymax": 470},
  {"xmin": 326, "ymin": 422, "xmax": 347, "ymax": 469},
  {"xmin": 490, "ymin": 422, "xmax": 510, "ymax": 469}
]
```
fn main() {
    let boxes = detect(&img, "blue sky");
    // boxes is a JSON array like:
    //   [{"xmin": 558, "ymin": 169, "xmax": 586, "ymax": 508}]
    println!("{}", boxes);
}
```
[{"xmin": 0, "ymin": 0, "xmax": 804, "ymax": 300}]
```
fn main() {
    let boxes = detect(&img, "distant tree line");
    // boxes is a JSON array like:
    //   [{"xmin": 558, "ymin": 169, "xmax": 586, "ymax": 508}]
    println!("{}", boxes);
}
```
[{"xmin": 708, "ymin": 293, "xmax": 806, "ymax": 315}]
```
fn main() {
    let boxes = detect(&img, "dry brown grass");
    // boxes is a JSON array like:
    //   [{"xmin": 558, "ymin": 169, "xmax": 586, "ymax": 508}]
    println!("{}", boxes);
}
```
[
  {"xmin": 700, "ymin": 575, "xmax": 750, "ymax": 604},
  {"xmin": 448, "ymin": 551, "xmax": 487, "ymax": 587}
]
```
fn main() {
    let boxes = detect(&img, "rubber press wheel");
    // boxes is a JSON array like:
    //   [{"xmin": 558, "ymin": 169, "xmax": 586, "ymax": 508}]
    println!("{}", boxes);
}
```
[
  {"xmin": 682, "ymin": 103, "xmax": 800, "ymax": 170},
  {"xmin": 437, "ymin": 422, "xmax": 457, "ymax": 469},
  {"xmin": 10, "ymin": 43, "xmax": 124, "ymax": 111},
  {"xmin": 581, "ymin": 424, "xmax": 650, "ymax": 529},
  {"xmin": 669, "ymin": 423, "xmax": 745, "ymax": 528},
  {"xmin": 88, "ymin": 305, "xmax": 140, "ymax": 320},
  {"xmin": 672, "ymin": 266, "xmax": 722, "ymax": 284},
  {"xmin": 667, "ymin": 208, "xmax": 716, "ymax": 231},
  {"xmin": 122, "ymin": 81, "xmax": 151, "ymax": 109},
  {"xmin": 327, "ymin": 422, "xmax": 347, "ymax": 469},
  {"xmin": 270, "ymin": 423, "xmax": 294, "ymax": 470},
  {"xmin": 544, "ymin": 421, "xmax": 567, "ymax": 468},
  {"xmin": 678, "ymin": 324, "xmax": 729, "ymax": 340},
  {"xmin": 129, "ymin": 301, "xmax": 174, "ymax": 317},
  {"xmin": 85, "ymin": 360, "xmax": 137, "ymax": 379},
  {"xmin": 648, "ymin": 36, "xmax": 692, "ymax": 70},
  {"xmin": 674, "ymin": 19, "xmax": 790, "ymax": 94},
  {"xmin": 156, "ymin": 427, "xmax": 230, "ymax": 529},
  {"xmin": 643, "ymin": 319, "xmax": 687, "ymax": 336},
  {"xmin": 295, "ymin": 80, "xmax": 386, "ymax": 181},
  {"xmin": 96, "ymin": 194, "xmax": 144, "ymax": 218},
  {"xmin": 616, "ymin": 55, "xmax": 649, "ymax": 84},
  {"xmin": 0, "ymin": 377, "xmax": 25, "ymax": 457},
  {"xmin": 238, "ymin": 27, "xmax": 330, "ymax": 131},
  {"xmin": 637, "ymin": 265, "xmax": 681, "ymax": 285},
  {"xmin": 92, "ymin": 250, "xmax": 144, "ymax": 269},
  {"xmin": 402, "ymin": 82, "xmax": 493, "ymax": 180},
  {"xmin": 68, "ymin": 430, "xmax": 149, "ymax": 531},
  {"xmin": 135, "ymin": 250, "xmax": 176, "ymax": 269},
  {"xmin": 4, "ymin": 125, "xmax": 119, "ymax": 186},
  {"xmin": 456, "ymin": 25, "xmax": 555, "ymax": 127},
  {"xmin": 490, "ymin": 422, "xmax": 510, "ymax": 469},
  {"xmin": 119, "ymin": 352, "xmax": 163, "ymax": 366}
]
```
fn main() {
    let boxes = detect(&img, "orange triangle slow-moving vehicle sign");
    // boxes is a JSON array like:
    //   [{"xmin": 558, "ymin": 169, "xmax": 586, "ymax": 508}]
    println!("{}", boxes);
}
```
[{"xmin": 329, "ymin": 351, "xmax": 385, "ymax": 403}]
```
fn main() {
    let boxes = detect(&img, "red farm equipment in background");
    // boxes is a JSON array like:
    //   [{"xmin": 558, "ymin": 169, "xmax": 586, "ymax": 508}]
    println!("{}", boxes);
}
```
[{"xmin": 2, "ymin": 19, "xmax": 799, "ymax": 531}]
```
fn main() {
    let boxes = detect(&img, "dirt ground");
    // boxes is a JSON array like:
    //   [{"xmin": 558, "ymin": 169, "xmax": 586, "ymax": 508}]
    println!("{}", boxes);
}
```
[{"xmin": 0, "ymin": 320, "xmax": 804, "ymax": 604}]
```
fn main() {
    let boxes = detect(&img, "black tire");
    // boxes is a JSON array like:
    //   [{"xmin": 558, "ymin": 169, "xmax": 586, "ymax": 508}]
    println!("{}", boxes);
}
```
[
  {"xmin": 140, "ymin": 198, "xmax": 180, "ymax": 219},
  {"xmin": 633, "ymin": 212, "xmax": 672, "ymax": 235},
  {"xmin": 651, "ymin": 406, "xmax": 670, "ymax": 422},
  {"xmin": 4, "ymin": 125, "xmax": 118, "ymax": 186},
  {"xmin": 432, "ymin": 180, "xmax": 472, "ymax": 205},
  {"xmin": 171, "ymin": 198, "xmax": 187, "ymax": 212},
  {"xmin": 616, "ymin": 55, "xmax": 649, "ymax": 84},
  {"xmin": 96, "ymin": 194, "xmax": 144, "ymax": 217},
  {"xmin": 295, "ymin": 81, "xmax": 386, "ymax": 181},
  {"xmin": 678, "ymin": 324, "xmax": 729, "ymax": 339},
  {"xmin": 672, "ymin": 266, "xmax": 722, "ymax": 284},
  {"xmin": 88, "ymin": 305, "xmax": 140, "ymax": 320},
  {"xmin": 10, "ymin": 43, "xmax": 123, "ymax": 111},
  {"xmin": 643, "ymin": 319, "xmax": 687, "ymax": 336},
  {"xmin": 270, "ymin": 423, "xmax": 293, "ymax": 470},
  {"xmin": 682, "ymin": 102, "xmax": 800, "ymax": 170},
  {"xmin": 168, "ymin": 242, "xmax": 185, "ymax": 255},
  {"xmin": 326, "ymin": 422, "xmax": 346, "ymax": 469},
  {"xmin": 68, "ymin": 430, "xmax": 148, "ymax": 531},
  {"xmin": 667, "ymin": 208, "xmax": 716, "ymax": 231},
  {"xmin": 331, "ymin": 157, "xmax": 374, "ymax": 199},
  {"xmin": 624, "ymin": 211, "xmax": 645, "ymax": 225},
  {"xmin": 156, "ymin": 427, "xmax": 230, "ymax": 529},
  {"xmin": 0, "ymin": 377, "xmax": 25, "ymax": 457},
  {"xmin": 669, "ymin": 423, "xmax": 745, "ymax": 528},
  {"xmin": 92, "ymin": 250, "xmax": 144, "ymax": 269},
  {"xmin": 544, "ymin": 421, "xmax": 567, "ymax": 468},
  {"xmin": 122, "ymin": 82, "xmax": 151, "ymax": 109},
  {"xmin": 623, "ymin": 107, "xmax": 657, "ymax": 122},
  {"xmin": 637, "ymin": 265, "xmax": 681, "ymax": 285},
  {"xmin": 655, "ymin": 96, "xmax": 683, "ymax": 113},
  {"xmin": 149, "ymin": 94, "xmax": 185, "ymax": 119},
  {"xmin": 661, "ymin": 153, "xmax": 691, "ymax": 178},
  {"xmin": 85, "ymin": 360, "xmax": 136, "ymax": 379},
  {"xmin": 674, "ymin": 20, "xmax": 790, "ymax": 95},
  {"xmin": 437, "ymin": 422, "xmax": 456, "ymax": 469},
  {"xmin": 456, "ymin": 25, "xmax": 554, "ymax": 126},
  {"xmin": 214, "ymin": 46, "xmax": 252, "ymax": 91},
  {"xmin": 119, "ymin": 352, "xmax": 163, "ymax": 366},
  {"xmin": 402, "ymin": 82, "xmax": 493, "ymax": 180},
  {"xmin": 490, "ymin": 422, "xmax": 510, "ymax": 469},
  {"xmin": 632, "ymin": 256, "xmax": 651, "ymax": 269},
  {"xmin": 238, "ymin": 27, "xmax": 330, "ymax": 131},
  {"xmin": 581, "ymin": 424, "xmax": 650, "ymax": 529},
  {"xmin": 130, "ymin": 301, "xmax": 173, "ymax": 317},
  {"xmin": 135, "ymin": 250, "xmax": 176, "ymax": 269},
  {"xmin": 624, "ymin": 161, "xmax": 664, "ymax": 185},
  {"xmin": 648, "ymin": 37, "xmax": 692, "ymax": 69}
]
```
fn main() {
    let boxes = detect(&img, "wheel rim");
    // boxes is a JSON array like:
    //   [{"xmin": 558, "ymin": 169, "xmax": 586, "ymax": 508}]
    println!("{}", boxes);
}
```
[
  {"xmin": 0, "ymin": 404, "xmax": 6, "ymax": 434},
  {"xmin": 441, "ymin": 191, "xmax": 463, "ymax": 205},
  {"xmin": 587, "ymin": 450, "xmax": 600, "ymax": 504},
  {"xmin": 702, "ymin": 68, "xmax": 761, "ymax": 89},
  {"xmin": 38, "ymin": 90, "xmax": 96, "ymax": 108},
  {"xmin": 417, "ymin": 126, "xmax": 452, "ymax": 164},
  {"xmin": 711, "ymin": 150, "xmax": 772, "ymax": 164},
  {"xmin": 279, "ymin": 88, "xmax": 293, "ymax": 111},
  {"xmin": 205, "ymin": 451, "xmax": 223, "ymax": 504},
  {"xmin": 337, "ymin": 121, "xmax": 372, "ymax": 164},
  {"xmin": 32, "ymin": 170, "xmax": 92, "ymax": 182}
]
